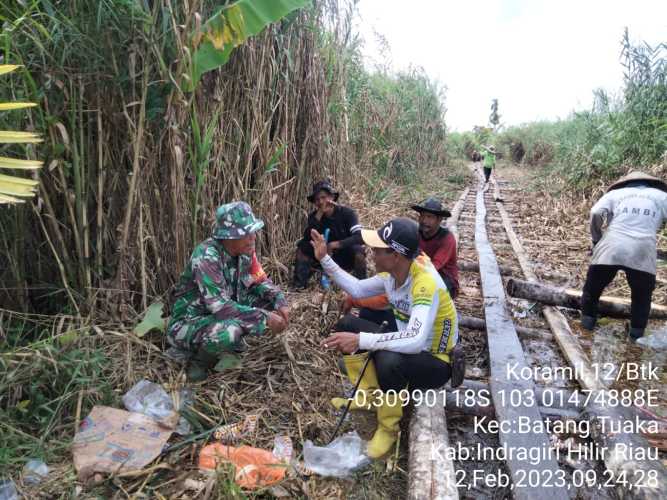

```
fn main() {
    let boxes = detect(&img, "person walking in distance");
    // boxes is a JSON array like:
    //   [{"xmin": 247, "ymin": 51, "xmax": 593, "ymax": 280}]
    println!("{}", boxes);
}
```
[{"xmin": 480, "ymin": 145, "xmax": 496, "ymax": 183}]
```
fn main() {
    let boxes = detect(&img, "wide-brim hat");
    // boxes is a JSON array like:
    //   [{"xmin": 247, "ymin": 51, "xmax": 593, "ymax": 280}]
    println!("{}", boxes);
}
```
[
  {"xmin": 607, "ymin": 171, "xmax": 667, "ymax": 193},
  {"xmin": 361, "ymin": 218, "xmax": 420, "ymax": 259},
  {"xmin": 411, "ymin": 197, "xmax": 451, "ymax": 217},
  {"xmin": 213, "ymin": 201, "xmax": 264, "ymax": 240},
  {"xmin": 307, "ymin": 180, "xmax": 339, "ymax": 203}
]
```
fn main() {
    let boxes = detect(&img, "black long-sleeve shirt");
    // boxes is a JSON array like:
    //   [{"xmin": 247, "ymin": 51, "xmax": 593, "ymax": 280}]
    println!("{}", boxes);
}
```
[{"xmin": 300, "ymin": 205, "xmax": 362, "ymax": 249}]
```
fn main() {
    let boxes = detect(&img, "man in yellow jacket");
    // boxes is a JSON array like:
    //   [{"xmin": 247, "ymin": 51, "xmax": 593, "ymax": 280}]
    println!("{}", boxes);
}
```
[{"xmin": 312, "ymin": 218, "xmax": 459, "ymax": 458}]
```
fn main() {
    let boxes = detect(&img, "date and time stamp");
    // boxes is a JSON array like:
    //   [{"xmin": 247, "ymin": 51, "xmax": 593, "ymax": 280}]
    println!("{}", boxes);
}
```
[{"xmin": 348, "ymin": 362, "xmax": 664, "ymax": 490}]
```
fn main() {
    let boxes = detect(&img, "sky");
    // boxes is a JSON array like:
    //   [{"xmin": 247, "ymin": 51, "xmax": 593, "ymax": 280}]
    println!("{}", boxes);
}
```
[{"xmin": 355, "ymin": 0, "xmax": 667, "ymax": 131}]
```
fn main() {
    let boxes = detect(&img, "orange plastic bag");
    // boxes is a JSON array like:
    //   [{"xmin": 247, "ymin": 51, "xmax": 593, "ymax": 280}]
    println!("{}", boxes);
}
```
[{"xmin": 198, "ymin": 444, "xmax": 287, "ymax": 489}]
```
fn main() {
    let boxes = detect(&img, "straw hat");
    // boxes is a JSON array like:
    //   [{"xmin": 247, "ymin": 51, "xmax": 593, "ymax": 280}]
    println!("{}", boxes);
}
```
[
  {"xmin": 411, "ymin": 197, "xmax": 451, "ymax": 217},
  {"xmin": 607, "ymin": 171, "xmax": 667, "ymax": 193}
]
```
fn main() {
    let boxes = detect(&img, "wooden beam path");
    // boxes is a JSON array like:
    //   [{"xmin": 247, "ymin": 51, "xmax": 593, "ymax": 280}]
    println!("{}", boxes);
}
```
[{"xmin": 474, "ymin": 183, "xmax": 565, "ymax": 500}]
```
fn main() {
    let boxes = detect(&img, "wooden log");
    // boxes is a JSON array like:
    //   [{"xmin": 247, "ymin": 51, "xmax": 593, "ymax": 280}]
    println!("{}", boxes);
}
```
[
  {"xmin": 459, "ymin": 260, "xmax": 519, "ymax": 276},
  {"xmin": 506, "ymin": 277, "xmax": 667, "ymax": 319},
  {"xmin": 459, "ymin": 314, "xmax": 554, "ymax": 341},
  {"xmin": 473, "ymin": 184, "xmax": 563, "ymax": 500},
  {"xmin": 408, "ymin": 395, "xmax": 458, "ymax": 500}
]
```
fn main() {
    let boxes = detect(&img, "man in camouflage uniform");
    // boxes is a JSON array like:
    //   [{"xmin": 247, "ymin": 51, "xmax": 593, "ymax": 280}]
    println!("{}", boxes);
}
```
[{"xmin": 166, "ymin": 202, "xmax": 289, "ymax": 381}]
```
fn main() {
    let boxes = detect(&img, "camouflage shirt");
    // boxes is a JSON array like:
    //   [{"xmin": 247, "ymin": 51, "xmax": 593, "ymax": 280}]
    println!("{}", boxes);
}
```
[{"xmin": 168, "ymin": 238, "xmax": 287, "ymax": 337}]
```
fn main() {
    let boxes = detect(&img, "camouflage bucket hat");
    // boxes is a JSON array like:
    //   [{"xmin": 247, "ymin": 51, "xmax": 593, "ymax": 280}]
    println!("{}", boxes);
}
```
[{"xmin": 213, "ymin": 201, "xmax": 264, "ymax": 240}]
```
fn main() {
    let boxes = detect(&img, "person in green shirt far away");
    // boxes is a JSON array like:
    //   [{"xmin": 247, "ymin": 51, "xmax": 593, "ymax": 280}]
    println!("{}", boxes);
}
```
[{"xmin": 481, "ymin": 145, "xmax": 496, "ymax": 183}]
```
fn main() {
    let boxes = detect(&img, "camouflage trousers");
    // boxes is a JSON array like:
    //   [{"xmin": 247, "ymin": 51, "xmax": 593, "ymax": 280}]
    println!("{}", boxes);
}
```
[{"xmin": 166, "ymin": 315, "xmax": 246, "ymax": 356}]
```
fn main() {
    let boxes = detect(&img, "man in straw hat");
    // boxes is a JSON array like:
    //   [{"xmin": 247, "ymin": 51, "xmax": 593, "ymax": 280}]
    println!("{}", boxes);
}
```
[
  {"xmin": 312, "ymin": 218, "xmax": 459, "ymax": 458},
  {"xmin": 581, "ymin": 171, "xmax": 667, "ymax": 340},
  {"xmin": 292, "ymin": 180, "xmax": 366, "ymax": 289},
  {"xmin": 412, "ymin": 197, "xmax": 459, "ymax": 298},
  {"xmin": 481, "ymin": 144, "xmax": 496, "ymax": 183},
  {"xmin": 166, "ymin": 202, "xmax": 289, "ymax": 381}
]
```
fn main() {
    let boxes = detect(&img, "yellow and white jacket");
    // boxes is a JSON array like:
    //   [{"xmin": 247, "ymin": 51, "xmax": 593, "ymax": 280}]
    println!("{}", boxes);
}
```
[{"xmin": 321, "ymin": 253, "xmax": 458, "ymax": 362}]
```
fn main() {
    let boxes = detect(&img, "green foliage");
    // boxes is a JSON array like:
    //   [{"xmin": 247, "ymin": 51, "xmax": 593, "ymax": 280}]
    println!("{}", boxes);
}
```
[
  {"xmin": 497, "ymin": 30, "xmax": 666, "ymax": 190},
  {"xmin": 0, "ymin": 319, "xmax": 115, "ymax": 467},
  {"xmin": 133, "ymin": 301, "xmax": 166, "ymax": 337},
  {"xmin": 346, "ymin": 59, "xmax": 448, "ymax": 182},
  {"xmin": 189, "ymin": 0, "xmax": 311, "ymax": 88},
  {"xmin": 446, "ymin": 126, "xmax": 493, "ymax": 160}
]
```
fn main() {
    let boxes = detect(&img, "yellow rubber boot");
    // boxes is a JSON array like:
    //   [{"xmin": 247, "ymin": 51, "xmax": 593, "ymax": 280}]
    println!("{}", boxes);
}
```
[
  {"xmin": 367, "ymin": 396, "xmax": 403, "ymax": 459},
  {"xmin": 331, "ymin": 353, "xmax": 379, "ymax": 412}
]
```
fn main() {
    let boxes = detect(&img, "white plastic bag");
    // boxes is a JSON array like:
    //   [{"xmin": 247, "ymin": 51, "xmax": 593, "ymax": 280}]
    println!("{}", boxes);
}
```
[
  {"xmin": 22, "ymin": 459, "xmax": 49, "ymax": 485},
  {"xmin": 303, "ymin": 431, "xmax": 369, "ymax": 478},
  {"xmin": 123, "ymin": 379, "xmax": 177, "ymax": 426}
]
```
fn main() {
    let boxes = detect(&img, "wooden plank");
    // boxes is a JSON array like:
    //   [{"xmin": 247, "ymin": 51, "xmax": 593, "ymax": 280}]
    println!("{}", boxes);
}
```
[
  {"xmin": 493, "ymin": 196, "xmax": 606, "ymax": 391},
  {"xmin": 447, "ymin": 187, "xmax": 469, "ymax": 245},
  {"xmin": 409, "ymin": 393, "xmax": 458, "ymax": 500},
  {"xmin": 474, "ymin": 183, "xmax": 565, "ymax": 500}
]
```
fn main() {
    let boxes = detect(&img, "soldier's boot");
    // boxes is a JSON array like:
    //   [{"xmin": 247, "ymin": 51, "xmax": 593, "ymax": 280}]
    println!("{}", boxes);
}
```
[
  {"xmin": 449, "ymin": 342, "xmax": 466, "ymax": 388},
  {"xmin": 187, "ymin": 349, "xmax": 218, "ymax": 382}
]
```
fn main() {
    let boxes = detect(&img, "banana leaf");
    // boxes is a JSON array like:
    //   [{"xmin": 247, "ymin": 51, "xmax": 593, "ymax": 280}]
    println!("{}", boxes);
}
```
[
  {"xmin": 0, "ymin": 102, "xmax": 37, "ymax": 111},
  {"xmin": 188, "ymin": 0, "xmax": 310, "ymax": 90},
  {"xmin": 0, "ymin": 131, "xmax": 43, "ymax": 143},
  {"xmin": 0, "ymin": 64, "xmax": 43, "ymax": 204},
  {"xmin": 0, "ymin": 65, "xmax": 21, "ymax": 76},
  {"xmin": 0, "ymin": 156, "xmax": 43, "ymax": 169}
]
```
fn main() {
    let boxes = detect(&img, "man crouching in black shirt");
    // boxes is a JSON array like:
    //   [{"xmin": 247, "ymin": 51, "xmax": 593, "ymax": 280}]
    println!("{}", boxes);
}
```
[{"xmin": 293, "ymin": 180, "xmax": 367, "ymax": 288}]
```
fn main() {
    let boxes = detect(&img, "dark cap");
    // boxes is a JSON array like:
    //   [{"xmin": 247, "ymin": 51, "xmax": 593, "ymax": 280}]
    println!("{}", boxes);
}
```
[
  {"xmin": 361, "ymin": 218, "xmax": 420, "ymax": 259},
  {"xmin": 307, "ymin": 180, "xmax": 339, "ymax": 203},
  {"xmin": 411, "ymin": 197, "xmax": 451, "ymax": 217}
]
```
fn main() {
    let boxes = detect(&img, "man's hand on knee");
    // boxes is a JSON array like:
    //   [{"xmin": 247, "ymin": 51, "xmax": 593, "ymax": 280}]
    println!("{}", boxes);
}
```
[
  {"xmin": 267, "ymin": 312, "xmax": 287, "ymax": 334},
  {"xmin": 277, "ymin": 306, "xmax": 290, "ymax": 324},
  {"xmin": 321, "ymin": 332, "xmax": 360, "ymax": 354}
]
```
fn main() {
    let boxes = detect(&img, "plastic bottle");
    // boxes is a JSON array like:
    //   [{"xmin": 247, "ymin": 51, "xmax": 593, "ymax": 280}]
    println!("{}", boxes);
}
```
[{"xmin": 321, "ymin": 228, "xmax": 331, "ymax": 290}]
